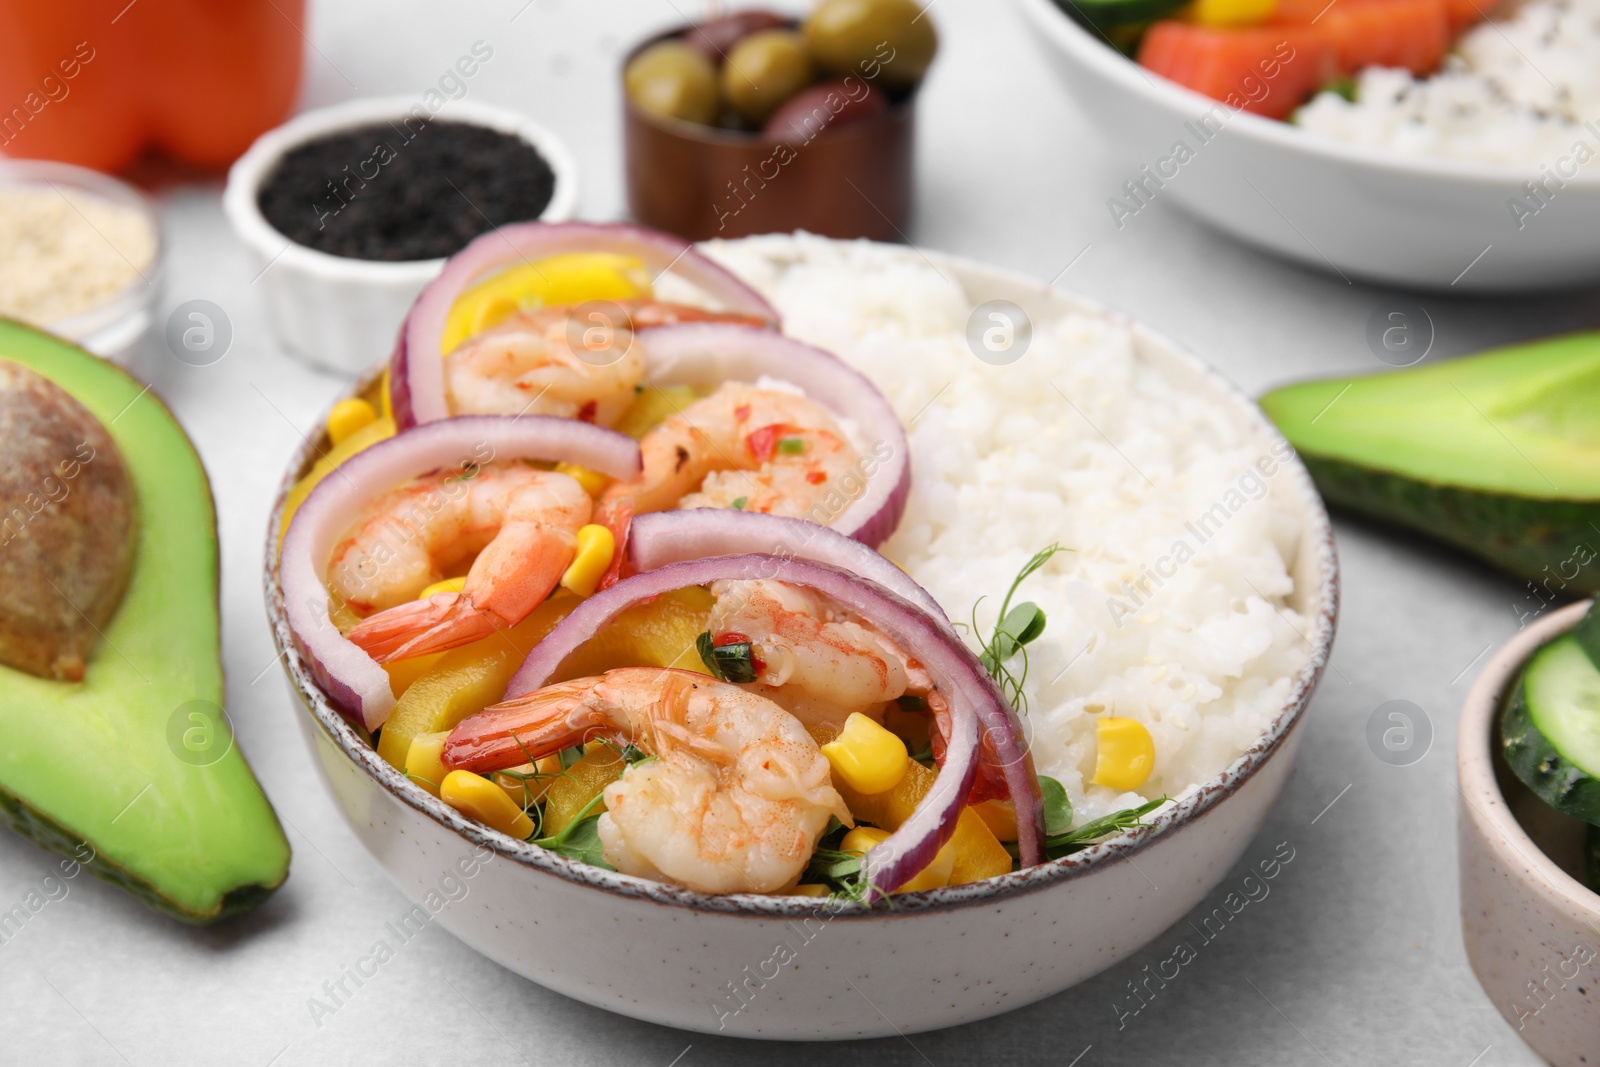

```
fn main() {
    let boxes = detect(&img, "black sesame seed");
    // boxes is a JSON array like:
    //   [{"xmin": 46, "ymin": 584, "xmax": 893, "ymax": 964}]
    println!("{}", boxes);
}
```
[{"xmin": 256, "ymin": 120, "xmax": 555, "ymax": 262}]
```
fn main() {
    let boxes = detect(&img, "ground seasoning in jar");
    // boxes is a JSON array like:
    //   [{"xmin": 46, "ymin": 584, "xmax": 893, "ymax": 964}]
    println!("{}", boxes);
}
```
[
  {"xmin": 0, "ymin": 186, "xmax": 156, "ymax": 328},
  {"xmin": 256, "ymin": 119, "xmax": 556, "ymax": 262}
]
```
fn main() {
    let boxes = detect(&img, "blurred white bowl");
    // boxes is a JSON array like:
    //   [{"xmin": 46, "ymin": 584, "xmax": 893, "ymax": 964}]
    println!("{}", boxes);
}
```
[
  {"xmin": 1013, "ymin": 0, "xmax": 1600, "ymax": 292},
  {"xmin": 223, "ymin": 96, "xmax": 578, "ymax": 376}
]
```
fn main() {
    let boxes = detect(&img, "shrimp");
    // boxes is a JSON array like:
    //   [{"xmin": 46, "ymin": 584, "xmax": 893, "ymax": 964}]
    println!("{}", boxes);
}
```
[
  {"xmin": 445, "ymin": 306, "xmax": 645, "ymax": 425},
  {"xmin": 332, "ymin": 465, "xmax": 590, "ymax": 662},
  {"xmin": 449, "ymin": 668, "xmax": 850, "ymax": 894},
  {"xmin": 444, "ymin": 302, "xmax": 771, "ymax": 424},
  {"xmin": 595, "ymin": 381, "xmax": 861, "ymax": 558},
  {"xmin": 704, "ymin": 579, "xmax": 919, "ymax": 733}
]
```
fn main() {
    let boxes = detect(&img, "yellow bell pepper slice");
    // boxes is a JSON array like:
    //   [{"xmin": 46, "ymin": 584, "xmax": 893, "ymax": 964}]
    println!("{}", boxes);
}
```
[
  {"xmin": 374, "ymin": 594, "xmax": 578, "ymax": 770},
  {"xmin": 839, "ymin": 825, "xmax": 958, "ymax": 894},
  {"xmin": 553, "ymin": 586, "xmax": 714, "ymax": 678},
  {"xmin": 541, "ymin": 745, "xmax": 626, "ymax": 837},
  {"xmin": 1093, "ymin": 716, "xmax": 1156, "ymax": 792},
  {"xmin": 441, "ymin": 770, "xmax": 535, "ymax": 839},
  {"xmin": 418, "ymin": 576, "xmax": 467, "ymax": 600},
  {"xmin": 403, "ymin": 731, "xmax": 451, "ymax": 797},
  {"xmin": 833, "ymin": 760, "xmax": 1012, "ymax": 886},
  {"xmin": 972, "ymin": 799, "xmax": 1019, "ymax": 843},
  {"xmin": 440, "ymin": 252, "xmax": 654, "ymax": 355},
  {"xmin": 1191, "ymin": 0, "xmax": 1276, "ymax": 25},
  {"xmin": 613, "ymin": 385, "xmax": 700, "ymax": 440}
]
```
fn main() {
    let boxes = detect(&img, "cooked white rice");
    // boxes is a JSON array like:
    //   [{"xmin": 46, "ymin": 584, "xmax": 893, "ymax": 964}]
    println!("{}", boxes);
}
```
[
  {"xmin": 1295, "ymin": 0, "xmax": 1600, "ymax": 165},
  {"xmin": 703, "ymin": 234, "xmax": 1312, "ymax": 824}
]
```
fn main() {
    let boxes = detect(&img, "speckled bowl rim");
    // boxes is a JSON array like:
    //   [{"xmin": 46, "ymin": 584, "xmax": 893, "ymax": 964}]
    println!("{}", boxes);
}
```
[
  {"xmin": 1458, "ymin": 599, "xmax": 1600, "ymax": 915},
  {"xmin": 262, "ymin": 240, "xmax": 1340, "ymax": 919}
]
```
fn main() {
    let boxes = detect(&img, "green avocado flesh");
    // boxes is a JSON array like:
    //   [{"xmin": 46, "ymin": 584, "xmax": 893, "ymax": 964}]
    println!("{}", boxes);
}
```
[
  {"xmin": 0, "ymin": 319, "xmax": 289, "ymax": 922},
  {"xmin": 1260, "ymin": 332, "xmax": 1600, "ymax": 591}
]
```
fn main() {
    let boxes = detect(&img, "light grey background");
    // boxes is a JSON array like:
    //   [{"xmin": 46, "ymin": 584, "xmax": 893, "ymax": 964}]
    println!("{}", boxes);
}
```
[{"xmin": 4, "ymin": 0, "xmax": 1596, "ymax": 1063}]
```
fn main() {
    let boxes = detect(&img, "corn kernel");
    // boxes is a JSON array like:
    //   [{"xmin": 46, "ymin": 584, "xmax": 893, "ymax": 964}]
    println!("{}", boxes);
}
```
[
  {"xmin": 972, "ymin": 799, "xmax": 1019, "ymax": 842},
  {"xmin": 440, "ymin": 770, "xmax": 536, "ymax": 839},
  {"xmin": 491, "ymin": 753, "xmax": 562, "ymax": 809},
  {"xmin": 326, "ymin": 397, "xmax": 377, "ymax": 446},
  {"xmin": 403, "ymin": 731, "xmax": 451, "ymax": 797},
  {"xmin": 555, "ymin": 461, "xmax": 611, "ymax": 497},
  {"xmin": 418, "ymin": 576, "xmax": 467, "ymax": 600},
  {"xmin": 1191, "ymin": 0, "xmax": 1276, "ymax": 26},
  {"xmin": 821, "ymin": 712, "xmax": 908, "ymax": 795},
  {"xmin": 560, "ymin": 524, "xmax": 616, "ymax": 598},
  {"xmin": 790, "ymin": 883, "xmax": 830, "ymax": 897},
  {"xmin": 837, "ymin": 825, "xmax": 955, "ymax": 894},
  {"xmin": 1093, "ymin": 716, "xmax": 1156, "ymax": 792}
]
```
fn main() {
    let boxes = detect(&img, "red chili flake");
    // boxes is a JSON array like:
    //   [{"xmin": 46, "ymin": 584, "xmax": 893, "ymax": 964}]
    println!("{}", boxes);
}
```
[
  {"xmin": 712, "ymin": 632, "xmax": 748, "ymax": 647},
  {"xmin": 805, "ymin": 470, "xmax": 826, "ymax": 485},
  {"xmin": 752, "ymin": 652, "xmax": 767, "ymax": 673},
  {"xmin": 745, "ymin": 424, "xmax": 782, "ymax": 463},
  {"xmin": 577, "ymin": 399, "xmax": 598, "ymax": 423},
  {"xmin": 734, "ymin": 404, "xmax": 751, "ymax": 421}
]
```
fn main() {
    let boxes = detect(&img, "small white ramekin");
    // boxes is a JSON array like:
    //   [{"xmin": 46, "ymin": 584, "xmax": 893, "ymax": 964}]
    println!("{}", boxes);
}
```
[
  {"xmin": 1459, "ymin": 600, "xmax": 1600, "ymax": 1067},
  {"xmin": 223, "ymin": 96, "xmax": 578, "ymax": 376}
]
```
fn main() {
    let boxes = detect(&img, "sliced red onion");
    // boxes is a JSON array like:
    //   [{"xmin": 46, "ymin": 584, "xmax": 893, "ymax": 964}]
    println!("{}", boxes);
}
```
[
  {"xmin": 391, "ymin": 221, "xmax": 779, "ymax": 428},
  {"xmin": 635, "ymin": 323, "xmax": 910, "ymax": 548},
  {"xmin": 493, "ymin": 554, "xmax": 1044, "ymax": 898},
  {"xmin": 626, "ymin": 509, "xmax": 947, "ymax": 625},
  {"xmin": 279, "ymin": 416, "xmax": 642, "ymax": 732}
]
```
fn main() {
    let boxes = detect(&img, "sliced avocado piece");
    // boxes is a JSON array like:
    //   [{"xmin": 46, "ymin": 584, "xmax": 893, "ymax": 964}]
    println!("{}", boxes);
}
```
[
  {"xmin": 0, "ymin": 319, "xmax": 289, "ymax": 922},
  {"xmin": 1261, "ymin": 332, "xmax": 1600, "ymax": 592}
]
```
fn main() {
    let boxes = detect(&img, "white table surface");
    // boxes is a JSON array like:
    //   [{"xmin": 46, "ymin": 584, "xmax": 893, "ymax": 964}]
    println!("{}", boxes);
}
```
[{"xmin": 6, "ymin": 0, "xmax": 1598, "ymax": 1063}]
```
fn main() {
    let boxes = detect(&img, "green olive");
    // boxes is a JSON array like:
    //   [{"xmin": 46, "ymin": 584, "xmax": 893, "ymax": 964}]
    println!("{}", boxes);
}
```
[
  {"xmin": 803, "ymin": 0, "xmax": 938, "ymax": 89},
  {"xmin": 721, "ymin": 30, "xmax": 815, "ymax": 125},
  {"xmin": 625, "ymin": 41, "xmax": 719, "ymax": 125}
]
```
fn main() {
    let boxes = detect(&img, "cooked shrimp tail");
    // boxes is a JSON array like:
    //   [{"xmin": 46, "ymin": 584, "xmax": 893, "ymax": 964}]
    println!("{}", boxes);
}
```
[
  {"xmin": 345, "ymin": 591, "xmax": 498, "ymax": 662},
  {"xmin": 443, "ymin": 677, "xmax": 615, "ymax": 771}
]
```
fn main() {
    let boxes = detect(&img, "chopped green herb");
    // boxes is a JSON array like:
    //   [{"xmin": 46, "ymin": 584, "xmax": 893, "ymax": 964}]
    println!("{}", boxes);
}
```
[
  {"xmin": 778, "ymin": 437, "xmax": 806, "ymax": 455},
  {"xmin": 531, "ymin": 791, "xmax": 613, "ymax": 867},
  {"xmin": 1326, "ymin": 75, "xmax": 1359, "ymax": 102},
  {"xmin": 697, "ymin": 631, "xmax": 758, "ymax": 683},
  {"xmin": 1041, "ymin": 796, "xmax": 1168, "ymax": 861},
  {"xmin": 731, "ymin": 496, "xmax": 748, "ymax": 510},
  {"xmin": 971, "ymin": 543, "xmax": 1067, "ymax": 715},
  {"xmin": 895, "ymin": 693, "xmax": 928, "ymax": 713}
]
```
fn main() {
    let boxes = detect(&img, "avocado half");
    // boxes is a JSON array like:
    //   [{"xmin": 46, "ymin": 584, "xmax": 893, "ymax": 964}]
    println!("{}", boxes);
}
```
[
  {"xmin": 1260, "ymin": 332, "xmax": 1600, "ymax": 594},
  {"xmin": 0, "ymin": 319, "xmax": 289, "ymax": 922}
]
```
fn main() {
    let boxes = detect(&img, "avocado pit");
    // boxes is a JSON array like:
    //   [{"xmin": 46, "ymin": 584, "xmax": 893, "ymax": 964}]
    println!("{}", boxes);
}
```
[{"xmin": 0, "ymin": 358, "xmax": 136, "ymax": 681}]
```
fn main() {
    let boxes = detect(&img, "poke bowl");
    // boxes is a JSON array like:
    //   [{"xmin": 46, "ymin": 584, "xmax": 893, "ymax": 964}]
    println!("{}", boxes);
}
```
[
  {"xmin": 264, "ymin": 230, "xmax": 1338, "ymax": 1038},
  {"xmin": 1014, "ymin": 0, "xmax": 1600, "ymax": 291}
]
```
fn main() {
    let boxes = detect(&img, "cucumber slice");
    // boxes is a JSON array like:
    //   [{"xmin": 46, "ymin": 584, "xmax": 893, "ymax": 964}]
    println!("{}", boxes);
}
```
[
  {"xmin": 1052, "ymin": 0, "xmax": 1188, "ymax": 32},
  {"xmin": 1572, "ymin": 603, "xmax": 1600, "ymax": 669},
  {"xmin": 1502, "ymin": 634, "xmax": 1600, "ymax": 825}
]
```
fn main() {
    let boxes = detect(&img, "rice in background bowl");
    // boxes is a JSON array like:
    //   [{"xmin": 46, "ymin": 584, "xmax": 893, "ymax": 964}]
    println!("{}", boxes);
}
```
[{"xmin": 706, "ymin": 234, "xmax": 1311, "ymax": 823}]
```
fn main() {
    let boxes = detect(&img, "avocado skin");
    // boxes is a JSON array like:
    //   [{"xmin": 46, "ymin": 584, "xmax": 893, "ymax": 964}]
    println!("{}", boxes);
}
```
[
  {"xmin": 1297, "ymin": 452, "xmax": 1600, "ymax": 595},
  {"xmin": 0, "ymin": 787, "xmax": 276, "ymax": 923},
  {"xmin": 0, "ymin": 318, "xmax": 289, "ymax": 923}
]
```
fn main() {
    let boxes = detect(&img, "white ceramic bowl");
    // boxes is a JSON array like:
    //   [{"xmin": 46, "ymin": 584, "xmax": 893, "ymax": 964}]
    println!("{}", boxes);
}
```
[
  {"xmin": 1013, "ymin": 0, "xmax": 1600, "ymax": 292},
  {"xmin": 0, "ymin": 159, "xmax": 164, "ymax": 360},
  {"xmin": 263, "ymin": 246, "xmax": 1339, "ymax": 1039},
  {"xmin": 1459, "ymin": 600, "xmax": 1600, "ymax": 1067},
  {"xmin": 223, "ymin": 96, "xmax": 578, "ymax": 376}
]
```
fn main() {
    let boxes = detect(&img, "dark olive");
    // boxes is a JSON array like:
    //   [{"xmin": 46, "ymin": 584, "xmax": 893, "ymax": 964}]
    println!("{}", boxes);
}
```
[
  {"xmin": 682, "ymin": 10, "xmax": 792, "ymax": 62},
  {"xmin": 762, "ymin": 77, "xmax": 889, "ymax": 141},
  {"xmin": 625, "ymin": 41, "xmax": 719, "ymax": 125},
  {"xmin": 803, "ymin": 0, "xmax": 938, "ymax": 89},
  {"xmin": 721, "ymin": 30, "xmax": 815, "ymax": 125}
]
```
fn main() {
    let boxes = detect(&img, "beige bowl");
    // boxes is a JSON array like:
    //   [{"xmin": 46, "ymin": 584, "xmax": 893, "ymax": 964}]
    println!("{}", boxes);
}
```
[{"xmin": 1459, "ymin": 600, "xmax": 1600, "ymax": 1066}]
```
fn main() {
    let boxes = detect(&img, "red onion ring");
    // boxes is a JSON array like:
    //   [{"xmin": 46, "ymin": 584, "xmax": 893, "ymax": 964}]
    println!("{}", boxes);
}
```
[
  {"xmin": 633, "ymin": 323, "xmax": 911, "ymax": 548},
  {"xmin": 391, "ymin": 221, "xmax": 779, "ymax": 427},
  {"xmin": 492, "ymin": 553, "xmax": 1044, "ymax": 898},
  {"xmin": 626, "ymin": 509, "xmax": 947, "ymax": 624},
  {"xmin": 279, "ymin": 416, "xmax": 642, "ymax": 732}
]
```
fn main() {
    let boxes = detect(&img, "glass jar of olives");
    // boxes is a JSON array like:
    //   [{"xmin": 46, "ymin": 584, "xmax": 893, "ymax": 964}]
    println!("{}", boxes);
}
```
[{"xmin": 621, "ymin": 0, "xmax": 938, "ymax": 241}]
